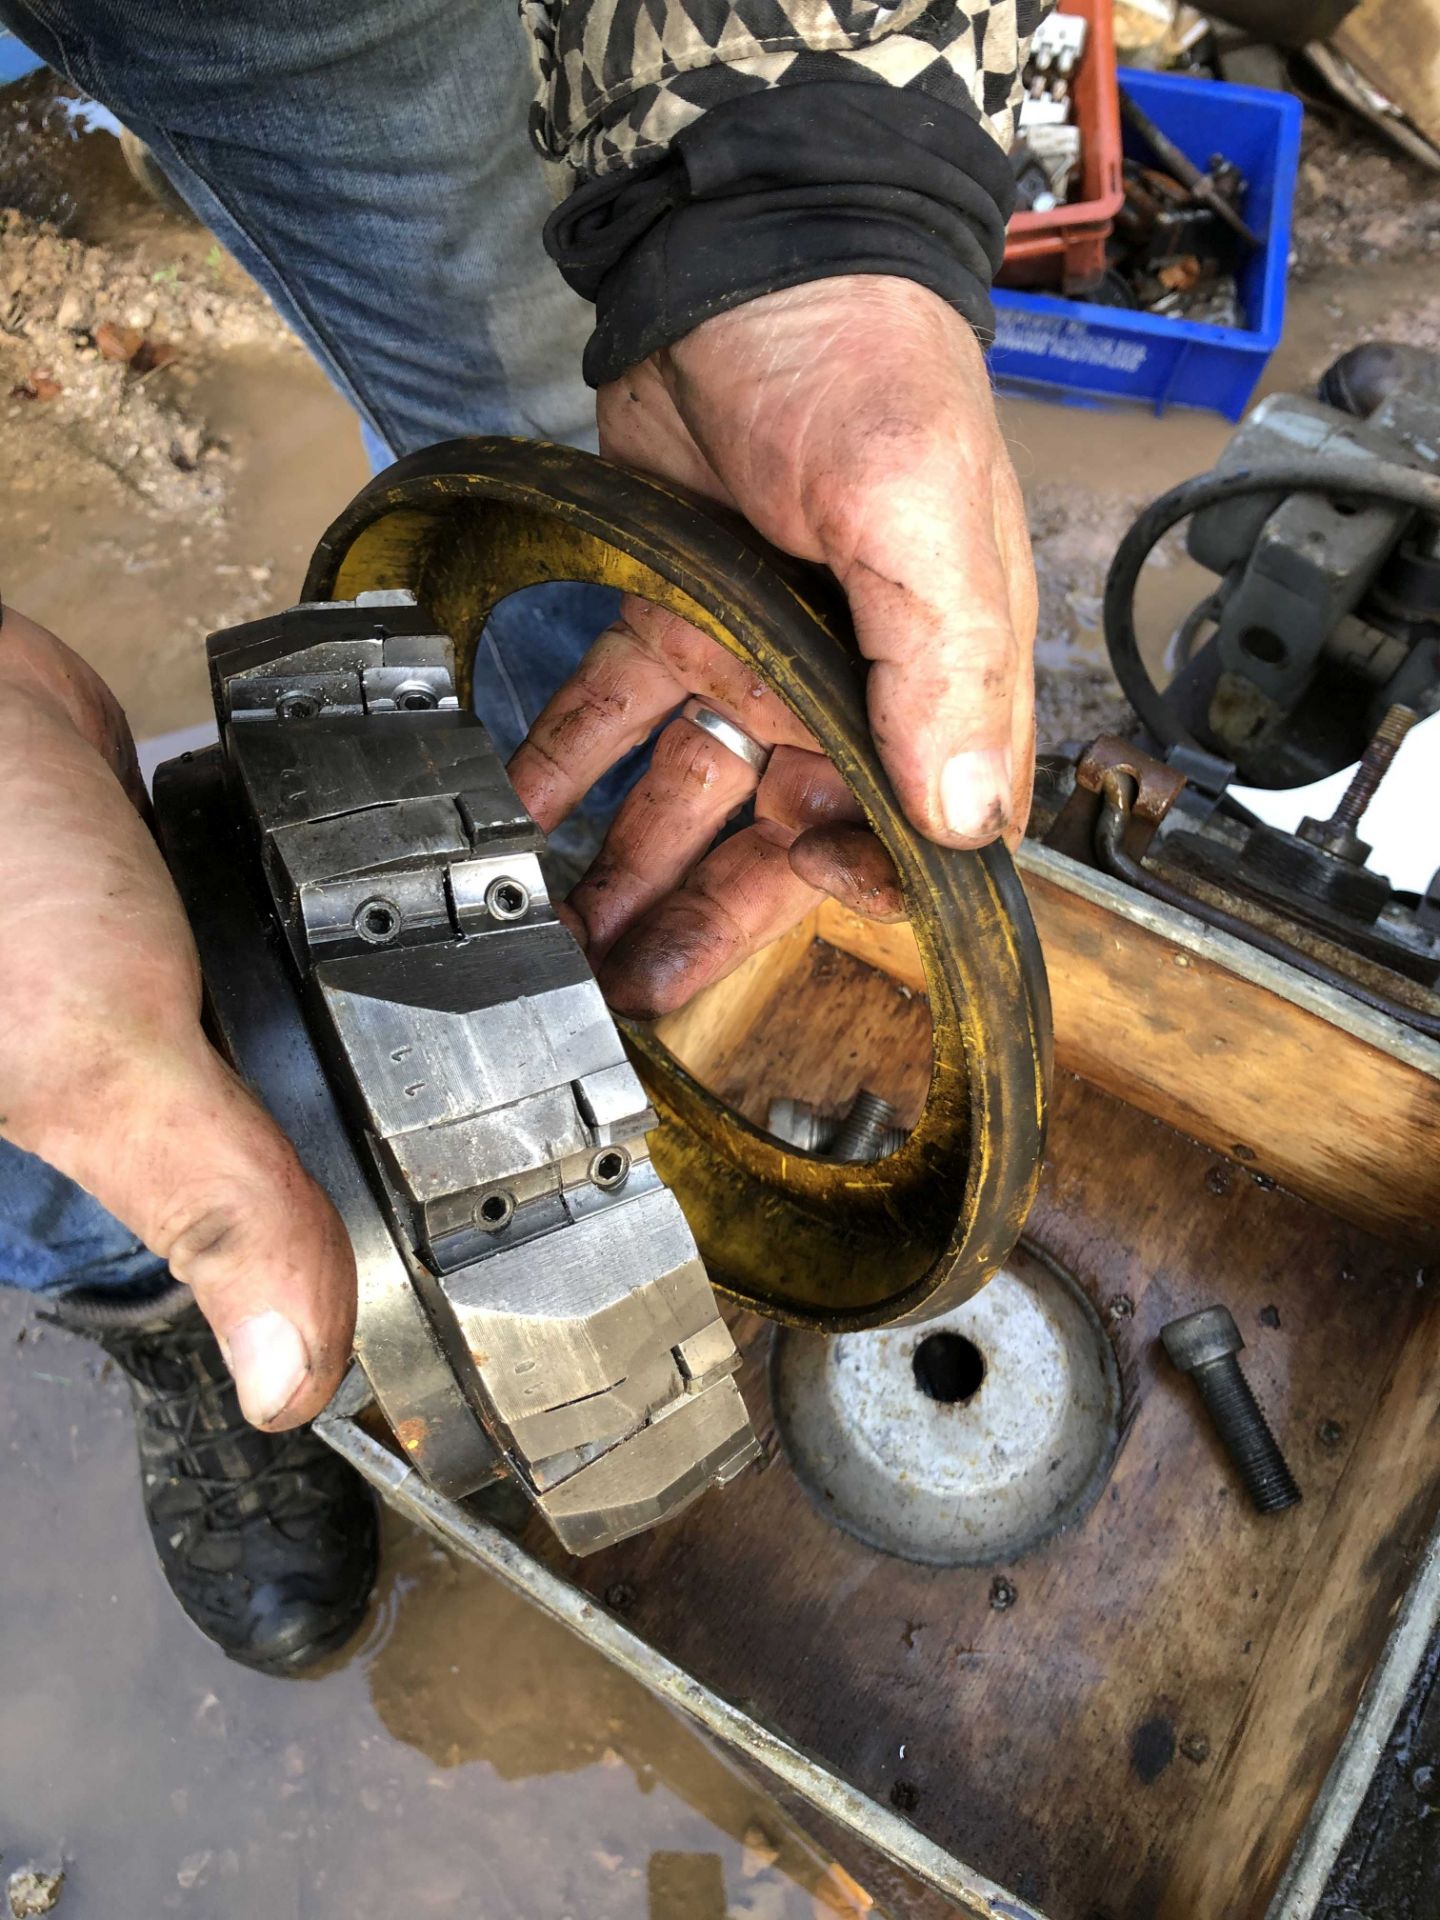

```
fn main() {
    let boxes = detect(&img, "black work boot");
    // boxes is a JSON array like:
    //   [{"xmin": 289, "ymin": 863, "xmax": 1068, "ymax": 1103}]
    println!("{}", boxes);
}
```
[{"xmin": 53, "ymin": 1284, "xmax": 378, "ymax": 1675}]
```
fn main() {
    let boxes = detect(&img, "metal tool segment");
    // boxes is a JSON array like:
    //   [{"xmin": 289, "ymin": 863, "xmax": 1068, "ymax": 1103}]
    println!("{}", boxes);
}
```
[{"xmin": 154, "ymin": 588, "xmax": 757, "ymax": 1555}]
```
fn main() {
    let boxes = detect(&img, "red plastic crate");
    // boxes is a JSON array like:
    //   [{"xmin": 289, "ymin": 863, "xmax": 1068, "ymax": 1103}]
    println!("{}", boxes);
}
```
[{"xmin": 1000, "ymin": 0, "xmax": 1122, "ymax": 294}]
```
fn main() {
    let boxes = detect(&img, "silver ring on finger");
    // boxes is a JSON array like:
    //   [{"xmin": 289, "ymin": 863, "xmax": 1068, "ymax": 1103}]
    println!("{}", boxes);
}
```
[{"xmin": 680, "ymin": 698, "xmax": 772, "ymax": 776}]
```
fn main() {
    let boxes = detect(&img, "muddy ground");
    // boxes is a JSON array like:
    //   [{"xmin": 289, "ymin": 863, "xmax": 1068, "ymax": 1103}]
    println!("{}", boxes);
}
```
[{"xmin": 0, "ymin": 64, "xmax": 1438, "ymax": 1920}]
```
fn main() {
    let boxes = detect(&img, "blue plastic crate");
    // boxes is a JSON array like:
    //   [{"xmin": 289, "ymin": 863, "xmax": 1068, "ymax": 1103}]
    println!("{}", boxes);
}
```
[
  {"xmin": 0, "ymin": 31, "xmax": 45, "ymax": 85},
  {"xmin": 989, "ymin": 67, "xmax": 1303, "ymax": 420}
]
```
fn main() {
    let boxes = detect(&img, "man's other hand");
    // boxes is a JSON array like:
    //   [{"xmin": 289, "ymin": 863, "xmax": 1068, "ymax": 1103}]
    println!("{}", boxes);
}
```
[{"xmin": 0, "ymin": 609, "xmax": 354, "ymax": 1428}]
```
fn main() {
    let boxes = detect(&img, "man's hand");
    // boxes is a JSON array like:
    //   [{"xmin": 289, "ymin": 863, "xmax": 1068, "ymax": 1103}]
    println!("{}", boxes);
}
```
[
  {"xmin": 0, "ymin": 610, "xmax": 353, "ymax": 1428},
  {"xmin": 509, "ymin": 275, "xmax": 1037, "ymax": 1018}
]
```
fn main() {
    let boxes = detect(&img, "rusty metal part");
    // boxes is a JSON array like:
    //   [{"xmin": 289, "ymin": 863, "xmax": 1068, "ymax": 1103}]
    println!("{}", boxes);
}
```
[
  {"xmin": 1075, "ymin": 736, "xmax": 1188, "ymax": 837},
  {"xmin": 1045, "ymin": 734, "xmax": 1187, "ymax": 864},
  {"xmin": 1094, "ymin": 769, "xmax": 1440, "ymax": 1041},
  {"xmin": 1298, "ymin": 703, "xmax": 1418, "ymax": 864},
  {"xmin": 1161, "ymin": 1305, "xmax": 1301, "ymax": 1515},
  {"xmin": 300, "ymin": 437, "xmax": 1052, "ymax": 1332},
  {"xmin": 1119, "ymin": 90, "xmax": 1262, "ymax": 250}
]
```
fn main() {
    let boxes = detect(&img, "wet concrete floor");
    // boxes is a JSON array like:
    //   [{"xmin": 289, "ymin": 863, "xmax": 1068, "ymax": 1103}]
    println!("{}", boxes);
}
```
[{"xmin": 0, "ymin": 1279, "xmax": 828, "ymax": 1917}]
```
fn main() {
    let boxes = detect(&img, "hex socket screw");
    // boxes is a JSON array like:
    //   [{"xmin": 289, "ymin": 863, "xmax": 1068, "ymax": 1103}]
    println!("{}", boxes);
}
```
[{"xmin": 1161, "ymin": 1306, "xmax": 1301, "ymax": 1515}]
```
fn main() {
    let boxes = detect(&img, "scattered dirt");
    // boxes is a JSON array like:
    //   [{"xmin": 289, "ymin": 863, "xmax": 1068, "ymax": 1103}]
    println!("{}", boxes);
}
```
[
  {"xmin": 0, "ymin": 207, "xmax": 297, "ymax": 522},
  {"xmin": 1291, "ymin": 111, "xmax": 1440, "ymax": 280},
  {"xmin": 6, "ymin": 1867, "xmax": 64, "ymax": 1919},
  {"xmin": 1025, "ymin": 479, "xmax": 1146, "ymax": 747},
  {"xmin": 0, "ymin": 92, "xmax": 368, "ymax": 734},
  {"xmin": 1032, "ymin": 664, "xmax": 1136, "ymax": 751}
]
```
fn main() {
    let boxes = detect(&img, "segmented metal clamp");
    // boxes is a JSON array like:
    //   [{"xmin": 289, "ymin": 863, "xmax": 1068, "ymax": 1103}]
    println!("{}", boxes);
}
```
[{"xmin": 155, "ymin": 589, "xmax": 757, "ymax": 1555}]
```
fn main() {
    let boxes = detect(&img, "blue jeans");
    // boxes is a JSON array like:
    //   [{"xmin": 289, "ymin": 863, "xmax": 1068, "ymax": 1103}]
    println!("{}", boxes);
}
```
[{"xmin": 0, "ymin": 0, "xmax": 635, "ymax": 1295}]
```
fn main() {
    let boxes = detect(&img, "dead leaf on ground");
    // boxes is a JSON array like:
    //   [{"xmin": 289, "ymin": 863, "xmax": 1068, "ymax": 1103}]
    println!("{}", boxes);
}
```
[
  {"xmin": 91, "ymin": 321, "xmax": 178, "ymax": 375},
  {"xmin": 95, "ymin": 320, "xmax": 144, "ymax": 362},
  {"xmin": 132, "ymin": 336, "xmax": 177, "ymax": 375},
  {"xmin": 11, "ymin": 369, "xmax": 60, "ymax": 400}
]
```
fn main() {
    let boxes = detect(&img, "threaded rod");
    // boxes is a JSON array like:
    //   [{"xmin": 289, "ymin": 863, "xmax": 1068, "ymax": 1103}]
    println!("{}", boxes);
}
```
[
  {"xmin": 1193, "ymin": 1359, "xmax": 1301, "ymax": 1514},
  {"xmin": 832, "ymin": 1089, "xmax": 899, "ymax": 1163},
  {"xmin": 1327, "ymin": 704, "xmax": 1417, "ymax": 833}
]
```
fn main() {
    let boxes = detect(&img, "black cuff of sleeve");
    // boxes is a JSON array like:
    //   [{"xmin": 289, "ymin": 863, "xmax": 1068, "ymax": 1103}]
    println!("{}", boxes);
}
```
[{"xmin": 544, "ymin": 81, "xmax": 1016, "ymax": 389}]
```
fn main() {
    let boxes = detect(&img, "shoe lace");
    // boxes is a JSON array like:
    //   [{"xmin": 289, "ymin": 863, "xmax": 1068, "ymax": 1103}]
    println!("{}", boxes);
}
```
[{"xmin": 108, "ymin": 1328, "xmax": 335, "ymax": 1536}]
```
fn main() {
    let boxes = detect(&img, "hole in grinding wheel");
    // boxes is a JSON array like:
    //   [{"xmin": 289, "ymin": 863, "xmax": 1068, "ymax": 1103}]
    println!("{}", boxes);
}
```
[
  {"xmin": 771, "ymin": 1248, "xmax": 1122, "ymax": 1565},
  {"xmin": 912, "ymin": 1332, "xmax": 986, "ymax": 1406}
]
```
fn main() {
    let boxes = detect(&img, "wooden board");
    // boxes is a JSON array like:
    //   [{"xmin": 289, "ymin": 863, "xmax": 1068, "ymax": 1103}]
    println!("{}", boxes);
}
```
[
  {"xmin": 545, "ymin": 933, "xmax": 1440, "ymax": 1920},
  {"xmin": 811, "ymin": 845, "xmax": 1440, "ymax": 1248},
  {"xmin": 1335, "ymin": 0, "xmax": 1440, "ymax": 149}
]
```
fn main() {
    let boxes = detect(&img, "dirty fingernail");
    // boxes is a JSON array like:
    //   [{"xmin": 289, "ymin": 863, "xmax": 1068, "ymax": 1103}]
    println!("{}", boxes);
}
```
[
  {"xmin": 940, "ymin": 748, "xmax": 1013, "ymax": 841},
  {"xmin": 225, "ymin": 1310, "xmax": 310, "ymax": 1426}
]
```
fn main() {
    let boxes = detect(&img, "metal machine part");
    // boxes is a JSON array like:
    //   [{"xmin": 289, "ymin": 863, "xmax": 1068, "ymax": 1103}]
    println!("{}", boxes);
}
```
[
  {"xmin": 1119, "ymin": 87, "xmax": 1260, "ymax": 250},
  {"xmin": 299, "ymin": 436, "xmax": 1051, "ymax": 1332},
  {"xmin": 1161, "ymin": 1305, "xmax": 1301, "ymax": 1515},
  {"xmin": 154, "ymin": 590, "xmax": 757, "ymax": 1555},
  {"xmin": 1157, "ymin": 702, "xmax": 1439, "ymax": 995},
  {"xmin": 1036, "ymin": 731, "xmax": 1440, "ymax": 1040},
  {"xmin": 1295, "ymin": 702, "xmax": 1416, "ymax": 866},
  {"xmin": 1104, "ymin": 343, "xmax": 1440, "ymax": 788},
  {"xmin": 770, "ymin": 1247, "xmax": 1121, "ymax": 1567}
]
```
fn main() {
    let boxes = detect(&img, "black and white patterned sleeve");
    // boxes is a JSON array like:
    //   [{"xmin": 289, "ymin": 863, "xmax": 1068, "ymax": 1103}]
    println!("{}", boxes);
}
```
[{"xmin": 523, "ymin": 0, "xmax": 1052, "ymax": 386}]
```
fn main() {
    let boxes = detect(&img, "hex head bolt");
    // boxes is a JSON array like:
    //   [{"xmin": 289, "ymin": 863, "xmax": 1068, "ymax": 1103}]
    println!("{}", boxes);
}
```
[{"xmin": 1161, "ymin": 1306, "xmax": 1301, "ymax": 1514}]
